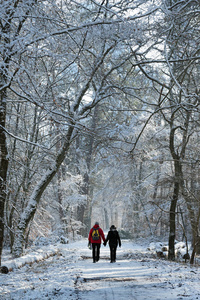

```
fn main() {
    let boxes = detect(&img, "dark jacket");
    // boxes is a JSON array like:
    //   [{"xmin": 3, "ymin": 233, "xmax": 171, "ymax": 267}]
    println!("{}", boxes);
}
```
[
  {"xmin": 104, "ymin": 228, "xmax": 121, "ymax": 247},
  {"xmin": 88, "ymin": 224, "xmax": 105, "ymax": 244}
]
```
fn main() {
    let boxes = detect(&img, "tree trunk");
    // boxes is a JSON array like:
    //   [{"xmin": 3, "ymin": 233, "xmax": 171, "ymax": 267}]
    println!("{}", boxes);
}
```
[
  {"xmin": 0, "ymin": 81, "xmax": 9, "ymax": 265},
  {"xmin": 168, "ymin": 122, "xmax": 182, "ymax": 260},
  {"xmin": 168, "ymin": 181, "xmax": 179, "ymax": 260},
  {"xmin": 76, "ymin": 105, "xmax": 99, "ymax": 236},
  {"xmin": 13, "ymin": 126, "xmax": 74, "ymax": 257},
  {"xmin": 0, "ymin": 100, "xmax": 8, "ymax": 266},
  {"xmin": 0, "ymin": 2, "xmax": 11, "ymax": 265},
  {"xmin": 180, "ymin": 184, "xmax": 200, "ymax": 264}
]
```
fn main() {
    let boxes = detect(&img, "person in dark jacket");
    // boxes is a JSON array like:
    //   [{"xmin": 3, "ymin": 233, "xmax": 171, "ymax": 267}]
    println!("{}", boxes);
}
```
[
  {"xmin": 104, "ymin": 225, "xmax": 121, "ymax": 263},
  {"xmin": 88, "ymin": 222, "xmax": 105, "ymax": 263}
]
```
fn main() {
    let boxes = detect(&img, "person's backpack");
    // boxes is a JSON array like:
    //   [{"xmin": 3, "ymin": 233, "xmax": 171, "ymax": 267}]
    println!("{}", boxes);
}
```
[{"xmin": 92, "ymin": 227, "xmax": 100, "ymax": 240}]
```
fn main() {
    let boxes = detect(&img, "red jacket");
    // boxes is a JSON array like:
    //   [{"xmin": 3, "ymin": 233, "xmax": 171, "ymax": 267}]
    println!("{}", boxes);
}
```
[{"xmin": 88, "ymin": 224, "xmax": 105, "ymax": 244}]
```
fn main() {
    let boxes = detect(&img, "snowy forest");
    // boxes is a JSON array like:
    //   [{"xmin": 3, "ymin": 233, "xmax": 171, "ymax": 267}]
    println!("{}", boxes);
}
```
[{"xmin": 0, "ymin": 0, "xmax": 200, "ymax": 267}]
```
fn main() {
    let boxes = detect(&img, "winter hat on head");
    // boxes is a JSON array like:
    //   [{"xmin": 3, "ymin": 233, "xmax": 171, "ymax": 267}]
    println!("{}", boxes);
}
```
[
  {"xmin": 110, "ymin": 225, "xmax": 116, "ymax": 230},
  {"xmin": 95, "ymin": 222, "xmax": 99, "ymax": 226}
]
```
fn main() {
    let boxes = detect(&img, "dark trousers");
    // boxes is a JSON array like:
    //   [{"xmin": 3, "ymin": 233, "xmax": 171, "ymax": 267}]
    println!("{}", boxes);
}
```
[
  {"xmin": 92, "ymin": 243, "xmax": 101, "ymax": 262},
  {"xmin": 110, "ymin": 245, "xmax": 117, "ymax": 262}
]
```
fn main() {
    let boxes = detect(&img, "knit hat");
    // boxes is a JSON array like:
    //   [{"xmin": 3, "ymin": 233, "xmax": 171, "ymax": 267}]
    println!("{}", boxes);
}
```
[{"xmin": 110, "ymin": 225, "xmax": 116, "ymax": 230}]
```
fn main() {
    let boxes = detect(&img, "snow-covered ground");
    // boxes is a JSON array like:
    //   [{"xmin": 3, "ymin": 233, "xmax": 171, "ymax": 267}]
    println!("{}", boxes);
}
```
[{"xmin": 1, "ymin": 239, "xmax": 200, "ymax": 299}]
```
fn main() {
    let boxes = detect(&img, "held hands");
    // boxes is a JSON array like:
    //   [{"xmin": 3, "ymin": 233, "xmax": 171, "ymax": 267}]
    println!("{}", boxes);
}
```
[{"xmin": 103, "ymin": 241, "xmax": 106, "ymax": 246}]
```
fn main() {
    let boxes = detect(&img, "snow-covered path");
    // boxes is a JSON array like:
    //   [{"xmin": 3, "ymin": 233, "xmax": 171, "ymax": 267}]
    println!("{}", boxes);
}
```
[{"xmin": 1, "ymin": 239, "xmax": 200, "ymax": 299}]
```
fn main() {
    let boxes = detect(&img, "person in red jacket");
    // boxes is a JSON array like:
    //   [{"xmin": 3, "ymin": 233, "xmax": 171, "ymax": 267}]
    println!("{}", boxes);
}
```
[{"xmin": 88, "ymin": 222, "xmax": 105, "ymax": 263}]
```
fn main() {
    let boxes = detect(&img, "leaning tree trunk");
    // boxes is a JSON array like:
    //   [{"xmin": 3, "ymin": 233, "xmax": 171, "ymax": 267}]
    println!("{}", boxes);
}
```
[{"xmin": 13, "ymin": 126, "xmax": 74, "ymax": 257}]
